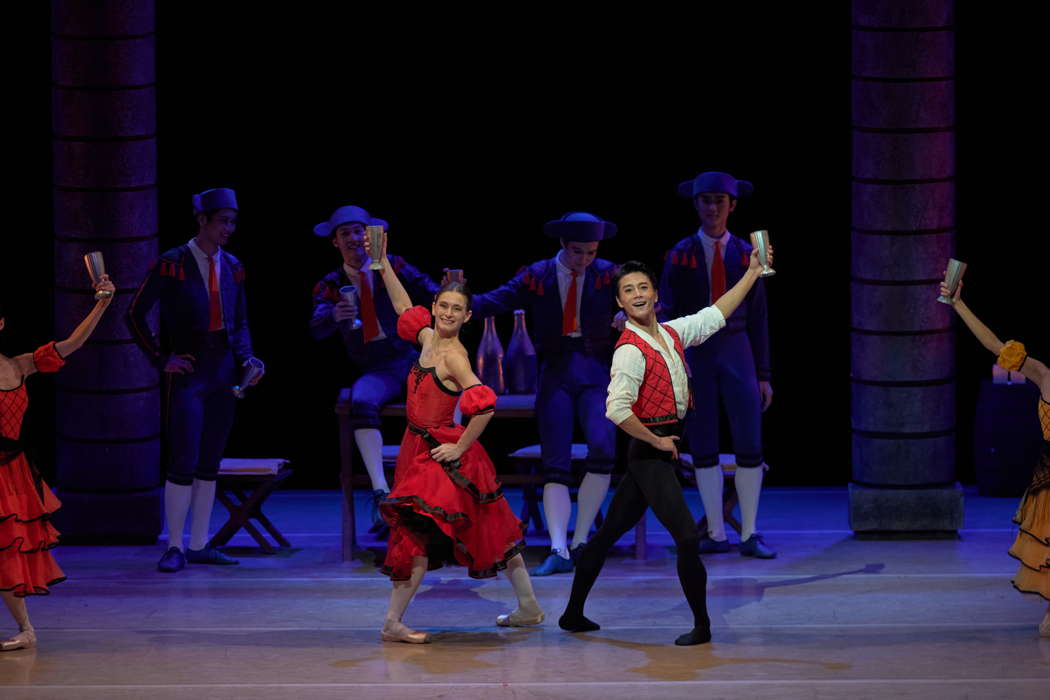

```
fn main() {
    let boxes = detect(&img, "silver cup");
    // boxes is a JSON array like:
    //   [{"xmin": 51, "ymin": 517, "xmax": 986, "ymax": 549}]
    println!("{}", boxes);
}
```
[
  {"xmin": 232, "ymin": 357, "xmax": 265, "ymax": 399},
  {"xmin": 366, "ymin": 225, "xmax": 385, "ymax": 270},
  {"xmin": 84, "ymin": 251, "xmax": 113, "ymax": 299},
  {"xmin": 339, "ymin": 285, "xmax": 363, "ymax": 330},
  {"xmin": 936, "ymin": 258, "xmax": 967, "ymax": 304},
  {"xmin": 750, "ymin": 230, "xmax": 776, "ymax": 277},
  {"xmin": 444, "ymin": 268, "xmax": 465, "ymax": 283}
]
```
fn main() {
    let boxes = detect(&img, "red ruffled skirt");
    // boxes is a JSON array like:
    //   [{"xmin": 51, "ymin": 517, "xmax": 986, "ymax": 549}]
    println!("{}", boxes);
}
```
[
  {"xmin": 0, "ymin": 455, "xmax": 66, "ymax": 596},
  {"xmin": 380, "ymin": 424, "xmax": 525, "ymax": 581}
]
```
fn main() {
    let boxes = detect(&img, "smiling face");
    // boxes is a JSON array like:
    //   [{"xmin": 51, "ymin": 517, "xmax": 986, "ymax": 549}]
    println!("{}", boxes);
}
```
[
  {"xmin": 616, "ymin": 271, "xmax": 658, "ymax": 325},
  {"xmin": 196, "ymin": 208, "xmax": 238, "ymax": 248},
  {"xmin": 694, "ymin": 193, "xmax": 737, "ymax": 236},
  {"xmin": 559, "ymin": 239, "xmax": 600, "ymax": 273},
  {"xmin": 431, "ymin": 290, "xmax": 472, "ymax": 336},
  {"xmin": 332, "ymin": 222, "xmax": 367, "ymax": 267}
]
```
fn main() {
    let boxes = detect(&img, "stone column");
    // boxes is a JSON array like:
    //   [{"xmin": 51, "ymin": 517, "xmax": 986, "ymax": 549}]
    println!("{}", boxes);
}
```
[
  {"xmin": 51, "ymin": 0, "xmax": 161, "ymax": 541},
  {"xmin": 849, "ymin": 0, "xmax": 963, "ymax": 532}
]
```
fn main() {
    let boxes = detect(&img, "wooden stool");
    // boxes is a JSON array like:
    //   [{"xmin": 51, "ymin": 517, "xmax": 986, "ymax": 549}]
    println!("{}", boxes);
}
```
[
  {"xmin": 210, "ymin": 458, "xmax": 293, "ymax": 554},
  {"xmin": 507, "ymin": 443, "xmax": 645, "ymax": 560}
]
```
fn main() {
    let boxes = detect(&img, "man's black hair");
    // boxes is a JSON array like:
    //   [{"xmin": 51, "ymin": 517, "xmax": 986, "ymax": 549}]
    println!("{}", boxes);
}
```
[{"xmin": 613, "ymin": 260, "xmax": 658, "ymax": 294}]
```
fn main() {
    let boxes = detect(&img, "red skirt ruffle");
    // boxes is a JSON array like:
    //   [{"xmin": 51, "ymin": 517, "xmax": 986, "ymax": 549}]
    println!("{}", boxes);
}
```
[
  {"xmin": 380, "ymin": 425, "xmax": 525, "ymax": 581},
  {"xmin": 1, "ymin": 455, "xmax": 66, "ymax": 597}
]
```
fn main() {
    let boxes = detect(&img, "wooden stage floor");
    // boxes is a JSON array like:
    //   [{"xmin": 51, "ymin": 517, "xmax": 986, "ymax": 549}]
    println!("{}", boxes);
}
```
[{"xmin": 2, "ymin": 487, "xmax": 1048, "ymax": 699}]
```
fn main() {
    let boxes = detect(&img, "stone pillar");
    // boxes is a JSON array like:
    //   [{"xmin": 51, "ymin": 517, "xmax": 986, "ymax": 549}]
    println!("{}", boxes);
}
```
[
  {"xmin": 51, "ymin": 0, "xmax": 161, "ymax": 541},
  {"xmin": 849, "ymin": 0, "xmax": 963, "ymax": 532}
]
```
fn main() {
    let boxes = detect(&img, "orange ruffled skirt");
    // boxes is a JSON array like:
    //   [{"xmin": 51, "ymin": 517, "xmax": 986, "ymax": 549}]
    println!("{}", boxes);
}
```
[
  {"xmin": 1009, "ymin": 454, "xmax": 1050, "ymax": 601},
  {"xmin": 0, "ymin": 455, "xmax": 66, "ymax": 597}
]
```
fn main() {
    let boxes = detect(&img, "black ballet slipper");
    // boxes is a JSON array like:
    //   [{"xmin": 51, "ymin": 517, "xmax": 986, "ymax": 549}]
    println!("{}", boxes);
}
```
[
  {"xmin": 674, "ymin": 627, "xmax": 712, "ymax": 646},
  {"xmin": 558, "ymin": 613, "xmax": 601, "ymax": 633}
]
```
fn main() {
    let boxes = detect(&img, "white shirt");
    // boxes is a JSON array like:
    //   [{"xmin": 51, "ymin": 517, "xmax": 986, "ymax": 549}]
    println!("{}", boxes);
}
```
[
  {"xmin": 696, "ymin": 228, "xmax": 731, "ymax": 306},
  {"xmin": 343, "ymin": 260, "xmax": 388, "ymax": 342},
  {"xmin": 605, "ymin": 306, "xmax": 726, "ymax": 426},
  {"xmin": 554, "ymin": 251, "xmax": 584, "ymax": 338},
  {"xmin": 187, "ymin": 238, "xmax": 224, "ymax": 323}
]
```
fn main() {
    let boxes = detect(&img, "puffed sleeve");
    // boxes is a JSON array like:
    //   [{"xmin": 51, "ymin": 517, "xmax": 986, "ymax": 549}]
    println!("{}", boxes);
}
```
[
  {"xmin": 460, "ymin": 384, "xmax": 497, "ymax": 416},
  {"xmin": 32, "ymin": 341, "xmax": 66, "ymax": 373},
  {"xmin": 996, "ymin": 340, "xmax": 1027, "ymax": 371},
  {"xmin": 397, "ymin": 305, "xmax": 432, "ymax": 344}
]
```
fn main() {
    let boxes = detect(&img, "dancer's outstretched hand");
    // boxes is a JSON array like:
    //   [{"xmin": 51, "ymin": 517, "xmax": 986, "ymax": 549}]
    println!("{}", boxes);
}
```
[{"xmin": 939, "ymin": 277, "xmax": 963, "ymax": 304}]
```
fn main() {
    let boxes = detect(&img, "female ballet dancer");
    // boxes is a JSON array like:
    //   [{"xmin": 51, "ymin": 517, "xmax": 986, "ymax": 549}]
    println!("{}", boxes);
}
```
[
  {"xmin": 943, "ymin": 277, "xmax": 1049, "ymax": 637},
  {"xmin": 1, "ymin": 275, "xmax": 116, "ymax": 650},
  {"xmin": 366, "ymin": 233, "xmax": 543, "ymax": 643}
]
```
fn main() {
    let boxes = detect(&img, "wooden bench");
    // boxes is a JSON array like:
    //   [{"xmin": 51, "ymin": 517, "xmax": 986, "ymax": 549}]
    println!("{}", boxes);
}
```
[
  {"xmin": 507, "ymin": 443, "xmax": 647, "ymax": 560},
  {"xmin": 209, "ymin": 458, "xmax": 293, "ymax": 554},
  {"xmin": 680, "ymin": 453, "xmax": 769, "ymax": 536}
]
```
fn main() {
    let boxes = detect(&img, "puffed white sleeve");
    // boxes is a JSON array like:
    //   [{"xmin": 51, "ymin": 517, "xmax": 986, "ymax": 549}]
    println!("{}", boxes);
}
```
[
  {"xmin": 606, "ymin": 343, "xmax": 645, "ymax": 426},
  {"xmin": 666, "ymin": 305, "xmax": 726, "ymax": 348}
]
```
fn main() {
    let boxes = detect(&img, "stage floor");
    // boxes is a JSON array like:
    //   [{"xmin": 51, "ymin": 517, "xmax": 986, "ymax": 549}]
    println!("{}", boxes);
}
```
[{"xmin": 2, "ymin": 487, "xmax": 1048, "ymax": 699}]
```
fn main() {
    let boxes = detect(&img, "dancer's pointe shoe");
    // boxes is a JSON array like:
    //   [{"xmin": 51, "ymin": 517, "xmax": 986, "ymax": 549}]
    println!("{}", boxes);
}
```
[
  {"xmin": 380, "ymin": 621, "xmax": 430, "ymax": 644},
  {"xmin": 496, "ymin": 607, "xmax": 545, "ymax": 627},
  {"xmin": 558, "ymin": 612, "xmax": 600, "ymax": 632},
  {"xmin": 674, "ymin": 627, "xmax": 712, "ymax": 646},
  {"xmin": 1, "ymin": 629, "xmax": 37, "ymax": 652}
]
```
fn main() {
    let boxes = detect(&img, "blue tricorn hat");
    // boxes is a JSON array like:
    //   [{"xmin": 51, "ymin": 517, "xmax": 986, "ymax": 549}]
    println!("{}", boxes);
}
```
[
  {"xmin": 542, "ymin": 212, "xmax": 617, "ymax": 241},
  {"xmin": 193, "ymin": 187, "xmax": 238, "ymax": 213},
  {"xmin": 313, "ymin": 205, "xmax": 386, "ymax": 237},
  {"xmin": 677, "ymin": 171, "xmax": 753, "ymax": 199}
]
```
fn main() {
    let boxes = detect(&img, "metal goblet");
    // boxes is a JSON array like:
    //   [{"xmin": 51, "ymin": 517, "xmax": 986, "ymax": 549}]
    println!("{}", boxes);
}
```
[
  {"xmin": 750, "ymin": 230, "xmax": 776, "ymax": 277},
  {"xmin": 366, "ymin": 225, "xmax": 385, "ymax": 271},
  {"xmin": 936, "ymin": 258, "xmax": 967, "ymax": 305},
  {"xmin": 84, "ymin": 251, "xmax": 113, "ymax": 300},
  {"xmin": 232, "ymin": 357, "xmax": 265, "ymax": 399},
  {"xmin": 339, "ymin": 285, "xmax": 363, "ymax": 330}
]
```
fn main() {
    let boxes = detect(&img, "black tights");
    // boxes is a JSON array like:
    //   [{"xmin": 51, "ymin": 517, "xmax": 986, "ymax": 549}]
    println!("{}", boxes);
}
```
[{"xmin": 563, "ymin": 438, "xmax": 710, "ymax": 631}]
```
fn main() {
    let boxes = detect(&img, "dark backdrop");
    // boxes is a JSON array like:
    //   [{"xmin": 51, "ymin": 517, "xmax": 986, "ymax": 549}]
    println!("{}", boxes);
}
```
[{"xmin": 5, "ymin": 4, "xmax": 1046, "ymax": 490}]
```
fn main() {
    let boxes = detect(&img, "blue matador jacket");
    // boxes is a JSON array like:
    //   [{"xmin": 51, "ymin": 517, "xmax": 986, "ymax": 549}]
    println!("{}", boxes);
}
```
[
  {"xmin": 309, "ymin": 255, "xmax": 439, "ymax": 368},
  {"xmin": 472, "ymin": 257, "xmax": 620, "ymax": 360},
  {"xmin": 126, "ymin": 244, "xmax": 255, "ymax": 368},
  {"xmin": 658, "ymin": 233, "xmax": 771, "ymax": 381}
]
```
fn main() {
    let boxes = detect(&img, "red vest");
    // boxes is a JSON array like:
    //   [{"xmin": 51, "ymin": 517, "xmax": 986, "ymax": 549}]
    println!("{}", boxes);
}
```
[{"xmin": 614, "ymin": 325, "xmax": 690, "ymax": 426}]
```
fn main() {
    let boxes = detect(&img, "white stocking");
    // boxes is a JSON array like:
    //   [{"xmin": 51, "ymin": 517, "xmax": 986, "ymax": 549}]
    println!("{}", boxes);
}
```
[
  {"xmin": 695, "ymin": 466, "xmax": 726, "ymax": 541},
  {"xmin": 734, "ymin": 466, "xmax": 764, "ymax": 541},
  {"xmin": 571, "ymin": 472, "xmax": 611, "ymax": 548},
  {"xmin": 542, "ymin": 483, "xmax": 571, "ymax": 556},
  {"xmin": 163, "ymin": 481, "xmax": 192, "ymax": 551},
  {"xmin": 354, "ymin": 428, "xmax": 389, "ymax": 492},
  {"xmin": 189, "ymin": 479, "xmax": 217, "ymax": 551}
]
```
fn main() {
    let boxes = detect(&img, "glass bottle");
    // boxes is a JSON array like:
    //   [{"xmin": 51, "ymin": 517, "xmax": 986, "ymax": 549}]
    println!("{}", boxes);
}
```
[
  {"xmin": 504, "ymin": 309, "xmax": 537, "ymax": 394},
  {"xmin": 476, "ymin": 316, "xmax": 506, "ymax": 394}
]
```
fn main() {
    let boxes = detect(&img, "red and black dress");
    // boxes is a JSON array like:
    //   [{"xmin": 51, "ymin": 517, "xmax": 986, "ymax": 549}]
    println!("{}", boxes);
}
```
[
  {"xmin": 379, "ymin": 306, "xmax": 526, "ymax": 581},
  {"xmin": 1, "ymin": 343, "xmax": 67, "ymax": 597}
]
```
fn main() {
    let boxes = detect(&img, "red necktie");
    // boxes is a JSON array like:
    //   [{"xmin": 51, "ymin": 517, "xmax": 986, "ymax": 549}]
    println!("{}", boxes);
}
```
[
  {"xmin": 562, "ymin": 269, "xmax": 579, "ymax": 335},
  {"xmin": 207, "ymin": 254, "xmax": 223, "ymax": 331},
  {"xmin": 710, "ymin": 241, "xmax": 726, "ymax": 302},
  {"xmin": 358, "ymin": 270, "xmax": 380, "ymax": 342}
]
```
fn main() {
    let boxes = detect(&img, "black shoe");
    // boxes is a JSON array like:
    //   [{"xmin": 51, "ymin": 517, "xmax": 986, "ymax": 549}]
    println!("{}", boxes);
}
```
[
  {"xmin": 157, "ymin": 547, "xmax": 185, "ymax": 572},
  {"xmin": 185, "ymin": 546, "xmax": 239, "ymax": 565},
  {"xmin": 559, "ymin": 613, "xmax": 601, "ymax": 633},
  {"xmin": 530, "ymin": 551, "xmax": 574, "ymax": 576},
  {"xmin": 368, "ymin": 490, "xmax": 390, "ymax": 534},
  {"xmin": 739, "ymin": 534, "xmax": 776, "ymax": 559},
  {"xmin": 698, "ymin": 536, "xmax": 731, "ymax": 554},
  {"xmin": 674, "ymin": 627, "xmax": 712, "ymax": 646}
]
